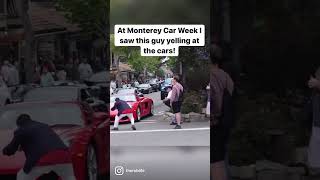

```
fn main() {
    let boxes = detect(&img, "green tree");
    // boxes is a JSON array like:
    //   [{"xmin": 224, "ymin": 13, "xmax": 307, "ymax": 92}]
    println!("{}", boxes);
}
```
[
  {"xmin": 110, "ymin": 35, "xmax": 161, "ymax": 77},
  {"xmin": 55, "ymin": 0, "xmax": 108, "ymax": 40},
  {"xmin": 110, "ymin": 0, "xmax": 210, "ymax": 33},
  {"xmin": 127, "ymin": 50, "xmax": 161, "ymax": 76},
  {"xmin": 110, "ymin": 34, "xmax": 133, "ymax": 60}
]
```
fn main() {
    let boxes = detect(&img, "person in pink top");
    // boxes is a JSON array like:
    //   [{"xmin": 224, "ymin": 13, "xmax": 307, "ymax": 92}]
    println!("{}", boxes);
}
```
[{"xmin": 170, "ymin": 75, "xmax": 184, "ymax": 129}]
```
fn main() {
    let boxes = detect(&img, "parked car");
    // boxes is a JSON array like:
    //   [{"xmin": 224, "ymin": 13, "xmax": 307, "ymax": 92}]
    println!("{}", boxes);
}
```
[
  {"xmin": 0, "ymin": 101, "xmax": 109, "ymax": 180},
  {"xmin": 19, "ymin": 85, "xmax": 107, "ymax": 112},
  {"xmin": 160, "ymin": 78, "xmax": 173, "ymax": 100},
  {"xmin": 0, "ymin": 81, "xmax": 11, "ymax": 106},
  {"xmin": 85, "ymin": 71, "xmax": 108, "ymax": 86},
  {"xmin": 117, "ymin": 88, "xmax": 144, "ymax": 97},
  {"xmin": 110, "ymin": 93, "xmax": 153, "ymax": 123},
  {"xmin": 137, "ymin": 84, "xmax": 153, "ymax": 94},
  {"xmin": 148, "ymin": 79, "xmax": 160, "ymax": 92}
]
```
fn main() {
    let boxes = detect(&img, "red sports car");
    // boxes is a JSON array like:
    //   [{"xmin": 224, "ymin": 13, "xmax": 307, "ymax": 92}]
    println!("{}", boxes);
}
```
[
  {"xmin": 0, "ymin": 101, "xmax": 109, "ymax": 180},
  {"xmin": 110, "ymin": 93, "xmax": 154, "ymax": 123}
]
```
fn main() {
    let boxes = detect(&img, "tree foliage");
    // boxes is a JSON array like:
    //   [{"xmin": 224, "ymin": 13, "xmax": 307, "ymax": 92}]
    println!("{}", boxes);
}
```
[
  {"xmin": 238, "ymin": 0, "xmax": 320, "ymax": 92},
  {"xmin": 110, "ymin": 35, "xmax": 161, "ymax": 75},
  {"xmin": 127, "ymin": 50, "xmax": 160, "ymax": 74},
  {"xmin": 55, "ymin": 0, "xmax": 108, "ymax": 40},
  {"xmin": 110, "ymin": 0, "xmax": 210, "ymax": 33}
]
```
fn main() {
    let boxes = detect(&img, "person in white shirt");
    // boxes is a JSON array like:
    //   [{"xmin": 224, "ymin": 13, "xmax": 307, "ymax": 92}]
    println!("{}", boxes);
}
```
[
  {"xmin": 7, "ymin": 63, "xmax": 20, "ymax": 87},
  {"xmin": 1, "ymin": 61, "xmax": 11, "ymax": 84},
  {"xmin": 40, "ymin": 67, "xmax": 54, "ymax": 87},
  {"xmin": 78, "ymin": 59, "xmax": 93, "ymax": 82},
  {"xmin": 134, "ymin": 80, "xmax": 139, "ymax": 87},
  {"xmin": 56, "ymin": 65, "xmax": 67, "ymax": 81}
]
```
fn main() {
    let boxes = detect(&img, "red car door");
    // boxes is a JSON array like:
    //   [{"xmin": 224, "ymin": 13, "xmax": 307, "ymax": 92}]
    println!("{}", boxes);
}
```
[
  {"xmin": 138, "ymin": 96, "xmax": 150, "ymax": 116},
  {"xmin": 81, "ymin": 103, "xmax": 109, "ymax": 176}
]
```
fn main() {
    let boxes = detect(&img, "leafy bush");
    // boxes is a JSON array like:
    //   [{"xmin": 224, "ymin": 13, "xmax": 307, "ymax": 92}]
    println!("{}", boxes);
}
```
[
  {"xmin": 181, "ymin": 91, "xmax": 204, "ymax": 114},
  {"xmin": 229, "ymin": 92, "xmax": 310, "ymax": 165}
]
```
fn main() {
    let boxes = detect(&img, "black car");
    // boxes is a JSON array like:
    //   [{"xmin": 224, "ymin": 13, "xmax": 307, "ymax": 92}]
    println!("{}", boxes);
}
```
[
  {"xmin": 137, "ymin": 84, "xmax": 153, "ymax": 94},
  {"xmin": 160, "ymin": 78, "xmax": 173, "ymax": 100}
]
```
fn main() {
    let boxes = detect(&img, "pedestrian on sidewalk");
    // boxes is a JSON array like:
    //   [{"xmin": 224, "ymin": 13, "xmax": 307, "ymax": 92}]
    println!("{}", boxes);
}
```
[
  {"xmin": 56, "ymin": 65, "xmax": 67, "ymax": 81},
  {"xmin": 2, "ymin": 114, "xmax": 75, "ymax": 180},
  {"xmin": 111, "ymin": 98, "xmax": 136, "ymax": 131},
  {"xmin": 7, "ymin": 61, "xmax": 20, "ymax": 96},
  {"xmin": 307, "ymin": 66, "xmax": 320, "ymax": 175},
  {"xmin": 40, "ymin": 66, "xmax": 54, "ymax": 87},
  {"xmin": 7, "ymin": 61, "xmax": 20, "ymax": 87},
  {"xmin": 78, "ymin": 59, "xmax": 93, "ymax": 83},
  {"xmin": 1, "ymin": 60, "xmax": 11, "ymax": 84},
  {"xmin": 211, "ymin": 47, "xmax": 234, "ymax": 180},
  {"xmin": 170, "ymin": 75, "xmax": 184, "ymax": 129}
]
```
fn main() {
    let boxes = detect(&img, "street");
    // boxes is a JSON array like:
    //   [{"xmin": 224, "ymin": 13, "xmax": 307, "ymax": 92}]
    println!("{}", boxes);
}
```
[
  {"xmin": 110, "ymin": 147, "xmax": 210, "ymax": 180},
  {"xmin": 110, "ymin": 91, "xmax": 210, "ymax": 179},
  {"xmin": 110, "ymin": 91, "xmax": 210, "ymax": 146}
]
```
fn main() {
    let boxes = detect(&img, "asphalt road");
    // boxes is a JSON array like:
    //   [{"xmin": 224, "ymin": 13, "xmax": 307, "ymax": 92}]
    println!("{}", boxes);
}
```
[
  {"xmin": 110, "ymin": 91, "xmax": 210, "ymax": 179},
  {"xmin": 110, "ymin": 147, "xmax": 210, "ymax": 180}
]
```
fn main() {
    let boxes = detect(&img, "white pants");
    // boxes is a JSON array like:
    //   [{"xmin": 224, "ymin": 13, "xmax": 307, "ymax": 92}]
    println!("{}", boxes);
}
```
[
  {"xmin": 114, "ymin": 113, "xmax": 134, "ymax": 128},
  {"xmin": 17, "ymin": 164, "xmax": 76, "ymax": 180}
]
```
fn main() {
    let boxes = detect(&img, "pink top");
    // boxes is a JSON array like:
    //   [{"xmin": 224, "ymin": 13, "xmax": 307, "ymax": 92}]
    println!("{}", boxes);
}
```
[
  {"xmin": 170, "ymin": 82, "xmax": 184, "ymax": 103},
  {"xmin": 211, "ymin": 67, "xmax": 234, "ymax": 116}
]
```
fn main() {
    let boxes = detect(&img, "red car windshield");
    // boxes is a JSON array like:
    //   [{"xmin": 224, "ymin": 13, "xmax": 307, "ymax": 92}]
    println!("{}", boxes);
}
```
[
  {"xmin": 0, "ymin": 104, "xmax": 83, "ymax": 130},
  {"xmin": 110, "ymin": 95, "xmax": 137, "ymax": 103}
]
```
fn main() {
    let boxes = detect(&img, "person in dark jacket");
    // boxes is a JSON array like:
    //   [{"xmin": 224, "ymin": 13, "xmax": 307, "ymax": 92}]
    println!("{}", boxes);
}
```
[
  {"xmin": 111, "ymin": 98, "xmax": 136, "ymax": 131},
  {"xmin": 2, "ymin": 114, "xmax": 75, "ymax": 180}
]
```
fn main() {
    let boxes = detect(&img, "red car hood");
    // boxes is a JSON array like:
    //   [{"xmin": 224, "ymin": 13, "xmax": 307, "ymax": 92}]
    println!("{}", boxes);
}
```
[
  {"xmin": 0, "ymin": 125, "xmax": 81, "ymax": 175},
  {"xmin": 110, "ymin": 102, "xmax": 135, "ymax": 117}
]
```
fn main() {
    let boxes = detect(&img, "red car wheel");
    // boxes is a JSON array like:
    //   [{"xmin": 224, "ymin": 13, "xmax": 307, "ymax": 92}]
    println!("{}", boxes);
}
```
[{"xmin": 136, "ymin": 107, "xmax": 141, "ymax": 121}]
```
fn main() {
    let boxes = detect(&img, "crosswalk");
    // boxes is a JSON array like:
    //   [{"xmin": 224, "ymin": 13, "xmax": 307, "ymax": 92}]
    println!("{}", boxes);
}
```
[
  {"xmin": 111, "ymin": 127, "xmax": 210, "ymax": 134},
  {"xmin": 139, "ymin": 119, "xmax": 158, "ymax": 124},
  {"xmin": 154, "ymin": 111, "xmax": 165, "ymax": 116}
]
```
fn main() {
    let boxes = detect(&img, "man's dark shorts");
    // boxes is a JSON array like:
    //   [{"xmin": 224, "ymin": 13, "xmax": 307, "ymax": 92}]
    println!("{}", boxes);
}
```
[
  {"xmin": 211, "ymin": 121, "xmax": 231, "ymax": 163},
  {"xmin": 172, "ymin": 101, "xmax": 182, "ymax": 113}
]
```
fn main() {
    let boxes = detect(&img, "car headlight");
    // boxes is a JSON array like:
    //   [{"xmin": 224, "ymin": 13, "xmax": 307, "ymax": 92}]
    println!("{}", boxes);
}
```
[{"xmin": 62, "ymin": 138, "xmax": 73, "ymax": 147}]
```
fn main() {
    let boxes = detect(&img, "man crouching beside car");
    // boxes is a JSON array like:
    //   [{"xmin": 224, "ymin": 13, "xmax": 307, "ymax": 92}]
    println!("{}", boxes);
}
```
[{"xmin": 2, "ymin": 114, "xmax": 76, "ymax": 180}]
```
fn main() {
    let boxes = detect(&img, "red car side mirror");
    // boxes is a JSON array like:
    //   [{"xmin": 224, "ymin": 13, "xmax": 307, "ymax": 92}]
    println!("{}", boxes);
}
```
[{"xmin": 93, "ymin": 112, "xmax": 109, "ymax": 122}]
